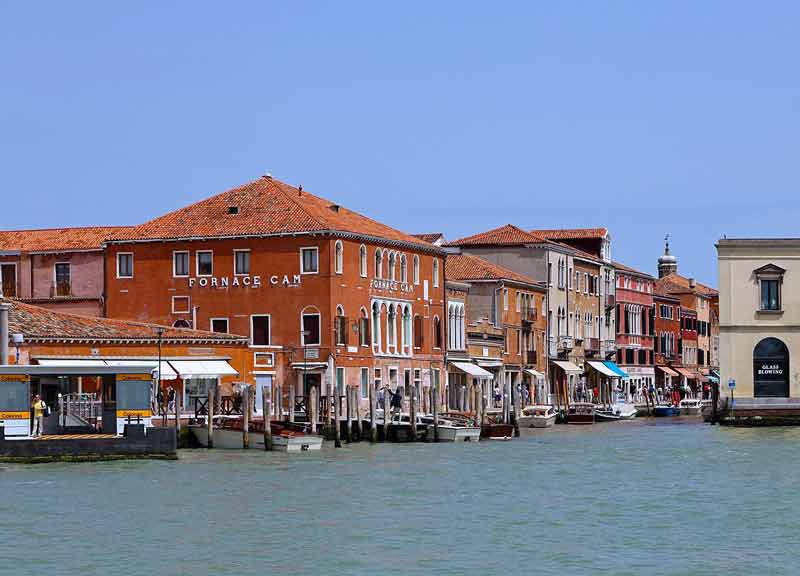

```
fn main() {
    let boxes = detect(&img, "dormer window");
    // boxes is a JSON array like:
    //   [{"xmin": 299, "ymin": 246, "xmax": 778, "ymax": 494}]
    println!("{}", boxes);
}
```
[{"xmin": 755, "ymin": 264, "xmax": 785, "ymax": 312}]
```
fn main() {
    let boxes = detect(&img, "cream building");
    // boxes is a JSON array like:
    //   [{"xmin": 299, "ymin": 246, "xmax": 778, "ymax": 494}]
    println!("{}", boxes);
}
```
[{"xmin": 718, "ymin": 238, "xmax": 800, "ymax": 406}]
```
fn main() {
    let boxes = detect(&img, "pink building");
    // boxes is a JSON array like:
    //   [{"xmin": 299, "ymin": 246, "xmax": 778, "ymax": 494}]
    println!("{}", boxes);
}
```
[{"xmin": 0, "ymin": 226, "xmax": 125, "ymax": 316}]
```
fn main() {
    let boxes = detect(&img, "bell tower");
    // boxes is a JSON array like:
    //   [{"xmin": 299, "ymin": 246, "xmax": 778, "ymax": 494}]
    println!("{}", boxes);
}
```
[{"xmin": 657, "ymin": 234, "xmax": 678, "ymax": 278}]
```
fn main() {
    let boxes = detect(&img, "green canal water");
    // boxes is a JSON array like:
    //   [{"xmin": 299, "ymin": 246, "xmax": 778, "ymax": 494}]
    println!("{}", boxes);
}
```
[{"xmin": 2, "ymin": 419, "xmax": 799, "ymax": 576}]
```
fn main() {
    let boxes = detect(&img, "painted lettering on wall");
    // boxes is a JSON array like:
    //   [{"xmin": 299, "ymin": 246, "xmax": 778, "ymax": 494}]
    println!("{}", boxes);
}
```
[
  {"xmin": 372, "ymin": 278, "xmax": 413, "ymax": 293},
  {"xmin": 188, "ymin": 274, "xmax": 301, "ymax": 288}
]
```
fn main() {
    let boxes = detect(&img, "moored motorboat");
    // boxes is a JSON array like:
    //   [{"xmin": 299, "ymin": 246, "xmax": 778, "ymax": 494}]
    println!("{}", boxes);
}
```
[
  {"xmin": 189, "ymin": 418, "xmax": 323, "ymax": 451},
  {"xmin": 518, "ymin": 405, "xmax": 558, "ymax": 428},
  {"xmin": 566, "ymin": 402, "xmax": 595, "ymax": 425},
  {"xmin": 653, "ymin": 405, "xmax": 681, "ymax": 417},
  {"xmin": 422, "ymin": 414, "xmax": 481, "ymax": 442},
  {"xmin": 678, "ymin": 398, "xmax": 703, "ymax": 416}
]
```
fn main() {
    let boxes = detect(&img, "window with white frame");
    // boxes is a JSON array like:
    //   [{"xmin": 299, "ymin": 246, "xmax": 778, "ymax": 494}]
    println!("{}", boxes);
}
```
[
  {"xmin": 359, "ymin": 307, "xmax": 370, "ymax": 346},
  {"xmin": 302, "ymin": 312, "xmax": 321, "ymax": 346},
  {"xmin": 361, "ymin": 367, "xmax": 369, "ymax": 399},
  {"xmin": 503, "ymin": 288, "xmax": 509, "ymax": 311},
  {"xmin": 117, "ymin": 253, "xmax": 133, "ymax": 278},
  {"xmin": 433, "ymin": 258, "xmax": 439, "ymax": 287},
  {"xmin": 211, "ymin": 318, "xmax": 229, "ymax": 333},
  {"xmin": 301, "ymin": 247, "xmax": 318, "ymax": 274},
  {"xmin": 359, "ymin": 245, "xmax": 367, "ymax": 277},
  {"xmin": 173, "ymin": 251, "xmax": 189, "ymax": 277},
  {"xmin": 388, "ymin": 252, "xmax": 396, "ymax": 281},
  {"xmin": 336, "ymin": 366, "xmax": 345, "ymax": 396},
  {"xmin": 172, "ymin": 295, "xmax": 190, "ymax": 314},
  {"xmin": 196, "ymin": 251, "xmax": 213, "ymax": 276},
  {"xmin": 413, "ymin": 255, "xmax": 420, "ymax": 284},
  {"xmin": 335, "ymin": 305, "xmax": 348, "ymax": 346},
  {"xmin": 334, "ymin": 241, "xmax": 343, "ymax": 274},
  {"xmin": 234, "ymin": 250, "xmax": 250, "ymax": 275},
  {"xmin": 375, "ymin": 250, "xmax": 383, "ymax": 278},
  {"xmin": 584, "ymin": 273, "xmax": 589, "ymax": 294},
  {"xmin": 400, "ymin": 254, "xmax": 407, "ymax": 283},
  {"xmin": 251, "ymin": 315, "xmax": 271, "ymax": 346},
  {"xmin": 54, "ymin": 262, "xmax": 71, "ymax": 296}
]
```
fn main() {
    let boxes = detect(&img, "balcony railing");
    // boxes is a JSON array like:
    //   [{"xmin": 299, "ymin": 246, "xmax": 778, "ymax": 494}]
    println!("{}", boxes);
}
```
[
  {"xmin": 521, "ymin": 306, "xmax": 537, "ymax": 323},
  {"xmin": 558, "ymin": 336, "xmax": 573, "ymax": 352},
  {"xmin": 584, "ymin": 337, "xmax": 600, "ymax": 355}
]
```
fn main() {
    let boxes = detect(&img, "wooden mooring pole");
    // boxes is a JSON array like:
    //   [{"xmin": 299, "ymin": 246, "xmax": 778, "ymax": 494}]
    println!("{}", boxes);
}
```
[
  {"xmin": 369, "ymin": 382, "xmax": 377, "ymax": 443},
  {"xmin": 333, "ymin": 387, "xmax": 342, "ymax": 448},
  {"xmin": 289, "ymin": 382, "xmax": 295, "ymax": 423},
  {"xmin": 354, "ymin": 387, "xmax": 362, "ymax": 441},
  {"xmin": 432, "ymin": 379, "xmax": 439, "ymax": 443},
  {"xmin": 263, "ymin": 385, "xmax": 272, "ymax": 451},
  {"xmin": 345, "ymin": 387, "xmax": 353, "ymax": 443},
  {"xmin": 242, "ymin": 387, "xmax": 250, "ymax": 449},
  {"xmin": 309, "ymin": 385, "xmax": 317, "ymax": 434},
  {"xmin": 410, "ymin": 383, "xmax": 418, "ymax": 441},
  {"xmin": 382, "ymin": 386, "xmax": 390, "ymax": 441},
  {"xmin": 207, "ymin": 387, "xmax": 214, "ymax": 449}
]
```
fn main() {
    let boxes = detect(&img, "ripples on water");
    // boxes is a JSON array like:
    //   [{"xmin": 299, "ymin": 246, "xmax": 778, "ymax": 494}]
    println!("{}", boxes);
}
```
[{"xmin": 2, "ymin": 420, "xmax": 800, "ymax": 576}]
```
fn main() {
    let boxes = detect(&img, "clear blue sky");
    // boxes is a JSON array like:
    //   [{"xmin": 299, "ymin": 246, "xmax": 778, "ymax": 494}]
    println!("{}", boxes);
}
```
[{"xmin": 3, "ymin": 1, "xmax": 799, "ymax": 287}]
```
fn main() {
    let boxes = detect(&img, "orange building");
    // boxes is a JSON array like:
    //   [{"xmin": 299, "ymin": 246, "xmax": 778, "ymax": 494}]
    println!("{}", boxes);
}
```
[
  {"xmin": 103, "ymin": 175, "xmax": 447, "ymax": 416},
  {"xmin": 444, "ymin": 254, "xmax": 548, "ymax": 408},
  {"xmin": 2, "ymin": 297, "xmax": 249, "ymax": 419}
]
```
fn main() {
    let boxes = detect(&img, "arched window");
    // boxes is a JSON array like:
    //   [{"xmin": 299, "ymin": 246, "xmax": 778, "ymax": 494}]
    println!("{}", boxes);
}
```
[
  {"xmin": 300, "ymin": 305, "xmax": 321, "ymax": 346},
  {"xmin": 372, "ymin": 302, "xmax": 381, "ymax": 349},
  {"xmin": 334, "ymin": 240, "xmax": 343, "ymax": 274},
  {"xmin": 375, "ymin": 250, "xmax": 383, "ymax": 278},
  {"xmin": 359, "ymin": 307, "xmax": 370, "ymax": 347},
  {"xmin": 335, "ymin": 305, "xmax": 347, "ymax": 346},
  {"xmin": 359, "ymin": 245, "xmax": 367, "ymax": 277},
  {"xmin": 387, "ymin": 304, "xmax": 396, "ymax": 348},
  {"xmin": 413, "ymin": 255, "xmax": 420, "ymax": 285},
  {"xmin": 173, "ymin": 319, "xmax": 191, "ymax": 328},
  {"xmin": 400, "ymin": 254, "xmax": 408, "ymax": 283},
  {"xmin": 402, "ymin": 306, "xmax": 412, "ymax": 351},
  {"xmin": 433, "ymin": 258, "xmax": 439, "ymax": 287},
  {"xmin": 433, "ymin": 315, "xmax": 442, "ymax": 349},
  {"xmin": 388, "ymin": 252, "xmax": 396, "ymax": 281}
]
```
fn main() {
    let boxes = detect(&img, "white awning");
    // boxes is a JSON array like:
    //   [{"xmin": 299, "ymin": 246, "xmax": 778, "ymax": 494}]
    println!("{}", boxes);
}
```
[
  {"xmin": 36, "ymin": 359, "xmax": 109, "ymax": 368},
  {"xmin": 450, "ymin": 362, "xmax": 494, "ymax": 379},
  {"xmin": 587, "ymin": 361, "xmax": 620, "ymax": 378},
  {"xmin": 169, "ymin": 360, "xmax": 238, "ymax": 378},
  {"xmin": 551, "ymin": 360, "xmax": 583, "ymax": 374},
  {"xmin": 105, "ymin": 360, "xmax": 178, "ymax": 381},
  {"xmin": 524, "ymin": 368, "xmax": 545, "ymax": 379}
]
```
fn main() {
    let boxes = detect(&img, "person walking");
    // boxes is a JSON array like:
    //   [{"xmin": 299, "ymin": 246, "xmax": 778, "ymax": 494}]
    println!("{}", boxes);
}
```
[
  {"xmin": 167, "ymin": 386, "xmax": 176, "ymax": 413},
  {"xmin": 389, "ymin": 387, "xmax": 403, "ymax": 420},
  {"xmin": 31, "ymin": 394, "xmax": 47, "ymax": 438}
]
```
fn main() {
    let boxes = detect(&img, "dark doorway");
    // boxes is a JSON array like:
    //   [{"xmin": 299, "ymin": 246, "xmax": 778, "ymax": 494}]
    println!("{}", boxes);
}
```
[{"xmin": 753, "ymin": 338, "xmax": 790, "ymax": 398}]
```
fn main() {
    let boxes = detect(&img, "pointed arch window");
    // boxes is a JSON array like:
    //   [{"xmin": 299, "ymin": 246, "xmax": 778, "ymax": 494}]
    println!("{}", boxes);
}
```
[
  {"xmin": 359, "ymin": 245, "xmax": 367, "ymax": 277},
  {"xmin": 388, "ymin": 252, "xmax": 396, "ymax": 281},
  {"xmin": 400, "ymin": 254, "xmax": 408, "ymax": 283},
  {"xmin": 334, "ymin": 241, "xmax": 343, "ymax": 274},
  {"xmin": 375, "ymin": 250, "xmax": 383, "ymax": 279},
  {"xmin": 433, "ymin": 258, "xmax": 440, "ymax": 287},
  {"xmin": 413, "ymin": 255, "xmax": 420, "ymax": 285}
]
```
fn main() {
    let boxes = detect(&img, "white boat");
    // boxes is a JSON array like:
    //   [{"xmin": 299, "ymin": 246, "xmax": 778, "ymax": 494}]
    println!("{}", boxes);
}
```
[
  {"xmin": 189, "ymin": 424, "xmax": 323, "ymax": 452},
  {"xmin": 517, "ymin": 405, "xmax": 558, "ymax": 428},
  {"xmin": 435, "ymin": 420, "xmax": 482, "ymax": 442},
  {"xmin": 678, "ymin": 398, "xmax": 703, "ymax": 416}
]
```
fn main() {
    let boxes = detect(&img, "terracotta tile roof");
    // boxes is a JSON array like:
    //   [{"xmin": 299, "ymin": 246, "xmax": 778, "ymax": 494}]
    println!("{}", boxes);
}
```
[
  {"xmin": 656, "ymin": 273, "xmax": 718, "ymax": 297},
  {"xmin": 530, "ymin": 227, "xmax": 608, "ymax": 240},
  {"xmin": 446, "ymin": 254, "xmax": 543, "ymax": 288},
  {"xmin": 1, "ymin": 298, "xmax": 248, "ymax": 344},
  {"xmin": 444, "ymin": 224, "xmax": 547, "ymax": 247},
  {"xmin": 653, "ymin": 284, "xmax": 681, "ymax": 301},
  {"xmin": 109, "ymin": 176, "xmax": 437, "ymax": 251},
  {"xmin": 613, "ymin": 261, "xmax": 655, "ymax": 279},
  {"xmin": 0, "ymin": 226, "xmax": 127, "ymax": 253},
  {"xmin": 412, "ymin": 233, "xmax": 444, "ymax": 244}
]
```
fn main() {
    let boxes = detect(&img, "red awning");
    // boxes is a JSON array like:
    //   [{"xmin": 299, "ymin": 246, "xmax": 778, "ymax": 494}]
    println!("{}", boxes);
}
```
[
  {"xmin": 674, "ymin": 367, "xmax": 697, "ymax": 379},
  {"xmin": 658, "ymin": 366, "xmax": 679, "ymax": 377}
]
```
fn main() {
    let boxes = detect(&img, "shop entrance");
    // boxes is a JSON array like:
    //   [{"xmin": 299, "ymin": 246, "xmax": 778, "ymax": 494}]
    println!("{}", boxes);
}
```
[{"xmin": 753, "ymin": 337, "xmax": 789, "ymax": 398}]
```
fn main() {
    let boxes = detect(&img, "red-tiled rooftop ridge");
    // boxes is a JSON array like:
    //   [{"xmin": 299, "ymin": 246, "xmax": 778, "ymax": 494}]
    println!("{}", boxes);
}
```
[
  {"xmin": 446, "ymin": 254, "xmax": 543, "ymax": 288},
  {"xmin": 530, "ymin": 227, "xmax": 608, "ymax": 240},
  {"xmin": 109, "ymin": 176, "xmax": 437, "ymax": 251},
  {"xmin": 444, "ymin": 224, "xmax": 545, "ymax": 247},
  {"xmin": 0, "ymin": 226, "xmax": 128, "ymax": 253}
]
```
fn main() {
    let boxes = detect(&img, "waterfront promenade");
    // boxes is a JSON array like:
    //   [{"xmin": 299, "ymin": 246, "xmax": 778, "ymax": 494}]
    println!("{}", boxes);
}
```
[{"xmin": 2, "ymin": 419, "xmax": 796, "ymax": 576}]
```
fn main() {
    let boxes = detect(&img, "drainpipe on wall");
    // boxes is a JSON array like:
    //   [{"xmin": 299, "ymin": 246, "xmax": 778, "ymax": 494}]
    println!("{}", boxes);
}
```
[{"xmin": 0, "ymin": 302, "xmax": 9, "ymax": 366}]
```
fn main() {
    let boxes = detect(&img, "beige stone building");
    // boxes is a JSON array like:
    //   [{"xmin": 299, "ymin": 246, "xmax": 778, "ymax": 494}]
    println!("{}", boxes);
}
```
[{"xmin": 717, "ymin": 238, "xmax": 800, "ymax": 406}]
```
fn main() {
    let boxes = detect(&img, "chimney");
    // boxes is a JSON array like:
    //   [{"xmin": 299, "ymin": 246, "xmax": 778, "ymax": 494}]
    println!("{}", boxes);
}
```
[
  {"xmin": 329, "ymin": 204, "xmax": 340, "ymax": 213},
  {"xmin": 689, "ymin": 278, "xmax": 697, "ymax": 289},
  {"xmin": 0, "ymin": 302, "xmax": 9, "ymax": 366}
]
